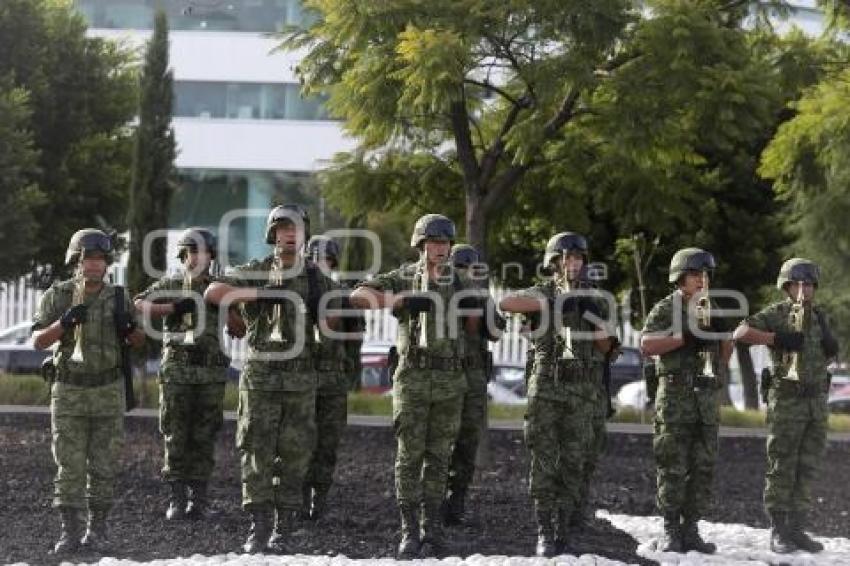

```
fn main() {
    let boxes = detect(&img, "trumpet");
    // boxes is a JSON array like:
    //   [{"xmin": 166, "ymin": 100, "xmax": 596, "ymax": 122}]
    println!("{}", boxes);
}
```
[
  {"xmin": 69, "ymin": 263, "xmax": 86, "ymax": 363},
  {"xmin": 268, "ymin": 247, "xmax": 286, "ymax": 343},
  {"xmin": 418, "ymin": 266, "xmax": 429, "ymax": 348},
  {"xmin": 695, "ymin": 271, "xmax": 714, "ymax": 378},
  {"xmin": 784, "ymin": 284, "xmax": 805, "ymax": 382},
  {"xmin": 182, "ymin": 268, "xmax": 195, "ymax": 345},
  {"xmin": 560, "ymin": 266, "xmax": 575, "ymax": 360}
]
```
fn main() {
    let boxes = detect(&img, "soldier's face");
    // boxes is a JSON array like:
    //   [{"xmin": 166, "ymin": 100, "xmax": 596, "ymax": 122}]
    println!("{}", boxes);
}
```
[
  {"xmin": 679, "ymin": 271, "xmax": 706, "ymax": 297},
  {"xmin": 184, "ymin": 249, "xmax": 211, "ymax": 274},
  {"xmin": 786, "ymin": 281, "xmax": 815, "ymax": 302},
  {"xmin": 558, "ymin": 253, "xmax": 584, "ymax": 281},
  {"xmin": 80, "ymin": 254, "xmax": 107, "ymax": 282},
  {"xmin": 424, "ymin": 240, "xmax": 450, "ymax": 265},
  {"xmin": 273, "ymin": 223, "xmax": 303, "ymax": 256}
]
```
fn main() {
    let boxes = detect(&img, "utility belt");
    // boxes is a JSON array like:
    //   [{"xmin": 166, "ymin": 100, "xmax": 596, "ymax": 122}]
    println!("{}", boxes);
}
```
[
  {"xmin": 661, "ymin": 371, "xmax": 722, "ymax": 391},
  {"xmin": 259, "ymin": 357, "xmax": 314, "ymax": 372},
  {"xmin": 55, "ymin": 367, "xmax": 121, "ymax": 387},
  {"xmin": 167, "ymin": 345, "xmax": 230, "ymax": 368},
  {"xmin": 539, "ymin": 360, "xmax": 599, "ymax": 383},
  {"xmin": 775, "ymin": 379, "xmax": 827, "ymax": 399},
  {"xmin": 404, "ymin": 352, "xmax": 467, "ymax": 372}
]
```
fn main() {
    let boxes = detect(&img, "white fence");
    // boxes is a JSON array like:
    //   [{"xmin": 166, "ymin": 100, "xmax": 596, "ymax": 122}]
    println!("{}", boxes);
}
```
[{"xmin": 2, "ymin": 276, "xmax": 643, "ymax": 367}]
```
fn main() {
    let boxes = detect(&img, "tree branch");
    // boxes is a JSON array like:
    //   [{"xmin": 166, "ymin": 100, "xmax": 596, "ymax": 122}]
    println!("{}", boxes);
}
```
[
  {"xmin": 463, "ymin": 78, "xmax": 522, "ymax": 107},
  {"xmin": 449, "ymin": 94, "xmax": 482, "ymax": 193}
]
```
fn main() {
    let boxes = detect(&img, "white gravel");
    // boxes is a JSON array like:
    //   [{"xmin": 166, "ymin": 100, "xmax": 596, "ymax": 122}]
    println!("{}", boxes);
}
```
[{"xmin": 10, "ymin": 511, "xmax": 850, "ymax": 566}]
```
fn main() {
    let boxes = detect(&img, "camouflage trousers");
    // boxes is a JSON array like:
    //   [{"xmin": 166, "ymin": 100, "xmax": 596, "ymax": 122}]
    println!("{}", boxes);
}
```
[
  {"xmin": 159, "ymin": 382, "xmax": 225, "ymax": 482},
  {"xmin": 576, "ymin": 391, "xmax": 608, "ymax": 513},
  {"xmin": 524, "ymin": 395, "xmax": 593, "ymax": 514},
  {"xmin": 52, "ymin": 415, "xmax": 123, "ymax": 509},
  {"xmin": 447, "ymin": 369, "xmax": 488, "ymax": 493},
  {"xmin": 392, "ymin": 379, "xmax": 464, "ymax": 507},
  {"xmin": 305, "ymin": 387, "xmax": 348, "ymax": 491},
  {"xmin": 653, "ymin": 421, "xmax": 718, "ymax": 519},
  {"xmin": 237, "ymin": 388, "xmax": 316, "ymax": 510},
  {"xmin": 764, "ymin": 414, "xmax": 827, "ymax": 515}
]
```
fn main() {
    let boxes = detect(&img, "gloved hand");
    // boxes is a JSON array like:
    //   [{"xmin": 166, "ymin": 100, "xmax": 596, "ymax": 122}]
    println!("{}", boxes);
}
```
[
  {"xmin": 559, "ymin": 295, "xmax": 602, "ymax": 320},
  {"xmin": 172, "ymin": 297, "xmax": 196, "ymax": 317},
  {"xmin": 774, "ymin": 330, "xmax": 804, "ymax": 352},
  {"xmin": 682, "ymin": 327, "xmax": 712, "ymax": 350},
  {"xmin": 60, "ymin": 305, "xmax": 88, "ymax": 330},
  {"xmin": 115, "ymin": 312, "xmax": 137, "ymax": 338},
  {"xmin": 402, "ymin": 293, "xmax": 432, "ymax": 316}
]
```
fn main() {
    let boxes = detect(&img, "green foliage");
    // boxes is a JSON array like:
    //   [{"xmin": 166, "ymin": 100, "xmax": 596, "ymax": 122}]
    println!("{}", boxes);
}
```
[
  {"xmin": 0, "ymin": 80, "xmax": 43, "ymax": 281},
  {"xmin": 0, "ymin": 0, "xmax": 136, "ymax": 277},
  {"xmin": 127, "ymin": 10, "xmax": 176, "ymax": 296}
]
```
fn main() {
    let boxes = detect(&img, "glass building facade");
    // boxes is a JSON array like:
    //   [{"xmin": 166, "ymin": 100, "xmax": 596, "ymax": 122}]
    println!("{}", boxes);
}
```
[
  {"xmin": 174, "ymin": 82, "xmax": 329, "ymax": 121},
  {"xmin": 75, "ymin": 0, "xmax": 310, "ymax": 32}
]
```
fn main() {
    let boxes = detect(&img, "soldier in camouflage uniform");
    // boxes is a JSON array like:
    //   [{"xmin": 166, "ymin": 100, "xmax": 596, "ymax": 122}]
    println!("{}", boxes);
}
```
[
  {"xmin": 351, "ymin": 214, "xmax": 480, "ymax": 558},
  {"xmin": 134, "ymin": 228, "xmax": 245, "ymax": 521},
  {"xmin": 500, "ymin": 232, "xmax": 617, "ymax": 557},
  {"xmin": 205, "ymin": 205, "xmax": 339, "ymax": 553},
  {"xmin": 640, "ymin": 247, "xmax": 733, "ymax": 554},
  {"xmin": 442, "ymin": 244, "xmax": 504, "ymax": 526},
  {"xmin": 32, "ymin": 229, "xmax": 145, "ymax": 554},
  {"xmin": 734, "ymin": 258, "xmax": 837, "ymax": 553},
  {"xmin": 301, "ymin": 235, "xmax": 365, "ymax": 520}
]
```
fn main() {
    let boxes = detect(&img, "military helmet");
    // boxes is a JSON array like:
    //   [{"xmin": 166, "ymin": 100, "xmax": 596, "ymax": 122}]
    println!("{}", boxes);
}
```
[
  {"xmin": 176, "ymin": 227, "xmax": 216, "ymax": 260},
  {"xmin": 450, "ymin": 244, "xmax": 481, "ymax": 268},
  {"xmin": 668, "ymin": 247, "xmax": 716, "ymax": 283},
  {"xmin": 65, "ymin": 229, "xmax": 114, "ymax": 265},
  {"xmin": 544, "ymin": 232, "xmax": 588, "ymax": 267},
  {"xmin": 410, "ymin": 214, "xmax": 456, "ymax": 249},
  {"xmin": 265, "ymin": 204, "xmax": 310, "ymax": 245},
  {"xmin": 306, "ymin": 235, "xmax": 340, "ymax": 268},
  {"xmin": 776, "ymin": 257, "xmax": 820, "ymax": 290}
]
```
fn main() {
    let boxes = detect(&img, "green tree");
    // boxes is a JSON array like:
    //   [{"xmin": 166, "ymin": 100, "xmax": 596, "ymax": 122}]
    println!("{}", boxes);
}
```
[
  {"xmin": 0, "ymin": 79, "xmax": 42, "ymax": 281},
  {"xmin": 0, "ymin": 0, "xmax": 136, "ymax": 276},
  {"xmin": 127, "ymin": 10, "xmax": 176, "ymax": 295}
]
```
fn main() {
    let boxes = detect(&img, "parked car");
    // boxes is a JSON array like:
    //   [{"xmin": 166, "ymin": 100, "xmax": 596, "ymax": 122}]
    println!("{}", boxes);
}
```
[
  {"xmin": 0, "ymin": 320, "xmax": 50, "ymax": 374},
  {"xmin": 828, "ymin": 384, "xmax": 850, "ymax": 415},
  {"xmin": 358, "ymin": 341, "xmax": 394, "ymax": 394},
  {"xmin": 610, "ymin": 346, "xmax": 644, "ymax": 394},
  {"xmin": 489, "ymin": 362, "xmax": 527, "ymax": 404},
  {"xmin": 616, "ymin": 377, "xmax": 747, "ymax": 411}
]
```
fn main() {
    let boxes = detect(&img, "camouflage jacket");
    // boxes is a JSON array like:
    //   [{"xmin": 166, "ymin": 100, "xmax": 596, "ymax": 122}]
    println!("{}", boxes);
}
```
[
  {"xmin": 643, "ymin": 291, "xmax": 727, "ymax": 425},
  {"xmin": 224, "ymin": 256, "xmax": 339, "ymax": 391},
  {"xmin": 135, "ymin": 272, "xmax": 228, "ymax": 385},
  {"xmin": 744, "ymin": 299, "xmax": 833, "ymax": 421},
  {"xmin": 516, "ymin": 279, "xmax": 607, "ymax": 402}
]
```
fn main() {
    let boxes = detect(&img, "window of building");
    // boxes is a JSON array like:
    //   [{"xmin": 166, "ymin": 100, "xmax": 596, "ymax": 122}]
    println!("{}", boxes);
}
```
[
  {"xmin": 75, "ymin": 0, "xmax": 313, "ymax": 33},
  {"xmin": 174, "ymin": 81, "xmax": 329, "ymax": 121}
]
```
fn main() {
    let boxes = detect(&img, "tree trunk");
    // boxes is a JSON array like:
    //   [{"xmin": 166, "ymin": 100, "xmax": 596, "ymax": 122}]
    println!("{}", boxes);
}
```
[
  {"xmin": 736, "ymin": 342, "xmax": 760, "ymax": 409},
  {"xmin": 465, "ymin": 188, "xmax": 487, "ymax": 257}
]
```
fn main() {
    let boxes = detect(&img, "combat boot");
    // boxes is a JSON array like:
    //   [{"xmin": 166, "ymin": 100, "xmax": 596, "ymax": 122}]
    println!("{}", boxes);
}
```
[
  {"xmin": 268, "ymin": 508, "xmax": 300, "ymax": 552},
  {"xmin": 165, "ymin": 481, "xmax": 188, "ymax": 520},
  {"xmin": 441, "ymin": 487, "xmax": 466, "ymax": 526},
  {"xmin": 52, "ymin": 506, "xmax": 84, "ymax": 555},
  {"xmin": 656, "ymin": 512, "xmax": 683, "ymax": 553},
  {"xmin": 310, "ymin": 486, "xmax": 329, "ymax": 520},
  {"xmin": 243, "ymin": 503, "xmax": 273, "ymax": 554},
  {"xmin": 769, "ymin": 511, "xmax": 797, "ymax": 554},
  {"xmin": 788, "ymin": 511, "xmax": 823, "ymax": 553},
  {"xmin": 419, "ymin": 500, "xmax": 446, "ymax": 557},
  {"xmin": 681, "ymin": 517, "xmax": 716, "ymax": 554},
  {"xmin": 80, "ymin": 505, "xmax": 110, "ymax": 552},
  {"xmin": 397, "ymin": 504, "xmax": 420, "ymax": 559},
  {"xmin": 555, "ymin": 507, "xmax": 577, "ymax": 555},
  {"xmin": 185, "ymin": 481, "xmax": 208, "ymax": 520},
  {"xmin": 535, "ymin": 507, "xmax": 557, "ymax": 558}
]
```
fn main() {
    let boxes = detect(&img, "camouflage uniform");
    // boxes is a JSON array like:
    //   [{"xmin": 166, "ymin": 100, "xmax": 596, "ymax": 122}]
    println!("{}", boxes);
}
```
[
  {"xmin": 304, "ymin": 282, "xmax": 365, "ymax": 517},
  {"xmin": 225, "ymin": 256, "xmax": 337, "ymax": 515},
  {"xmin": 744, "ymin": 298, "xmax": 833, "ymax": 550},
  {"xmin": 135, "ymin": 273, "xmax": 228, "ymax": 509},
  {"xmin": 358, "ymin": 258, "xmax": 472, "ymax": 554},
  {"xmin": 643, "ymin": 291, "xmax": 725, "ymax": 537},
  {"xmin": 35, "ymin": 280, "xmax": 133, "ymax": 511},
  {"xmin": 517, "ymin": 279, "xmax": 604, "ymax": 547}
]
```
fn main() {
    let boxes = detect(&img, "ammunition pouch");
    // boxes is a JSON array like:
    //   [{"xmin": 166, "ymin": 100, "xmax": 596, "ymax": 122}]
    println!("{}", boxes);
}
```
[
  {"xmin": 55, "ymin": 367, "xmax": 121, "ymax": 387},
  {"xmin": 405, "ymin": 352, "xmax": 467, "ymax": 372},
  {"xmin": 41, "ymin": 358, "xmax": 56, "ymax": 383},
  {"xmin": 644, "ymin": 360, "xmax": 658, "ymax": 403},
  {"xmin": 760, "ymin": 368, "xmax": 772, "ymax": 405},
  {"xmin": 169, "ymin": 346, "xmax": 230, "ymax": 368}
]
